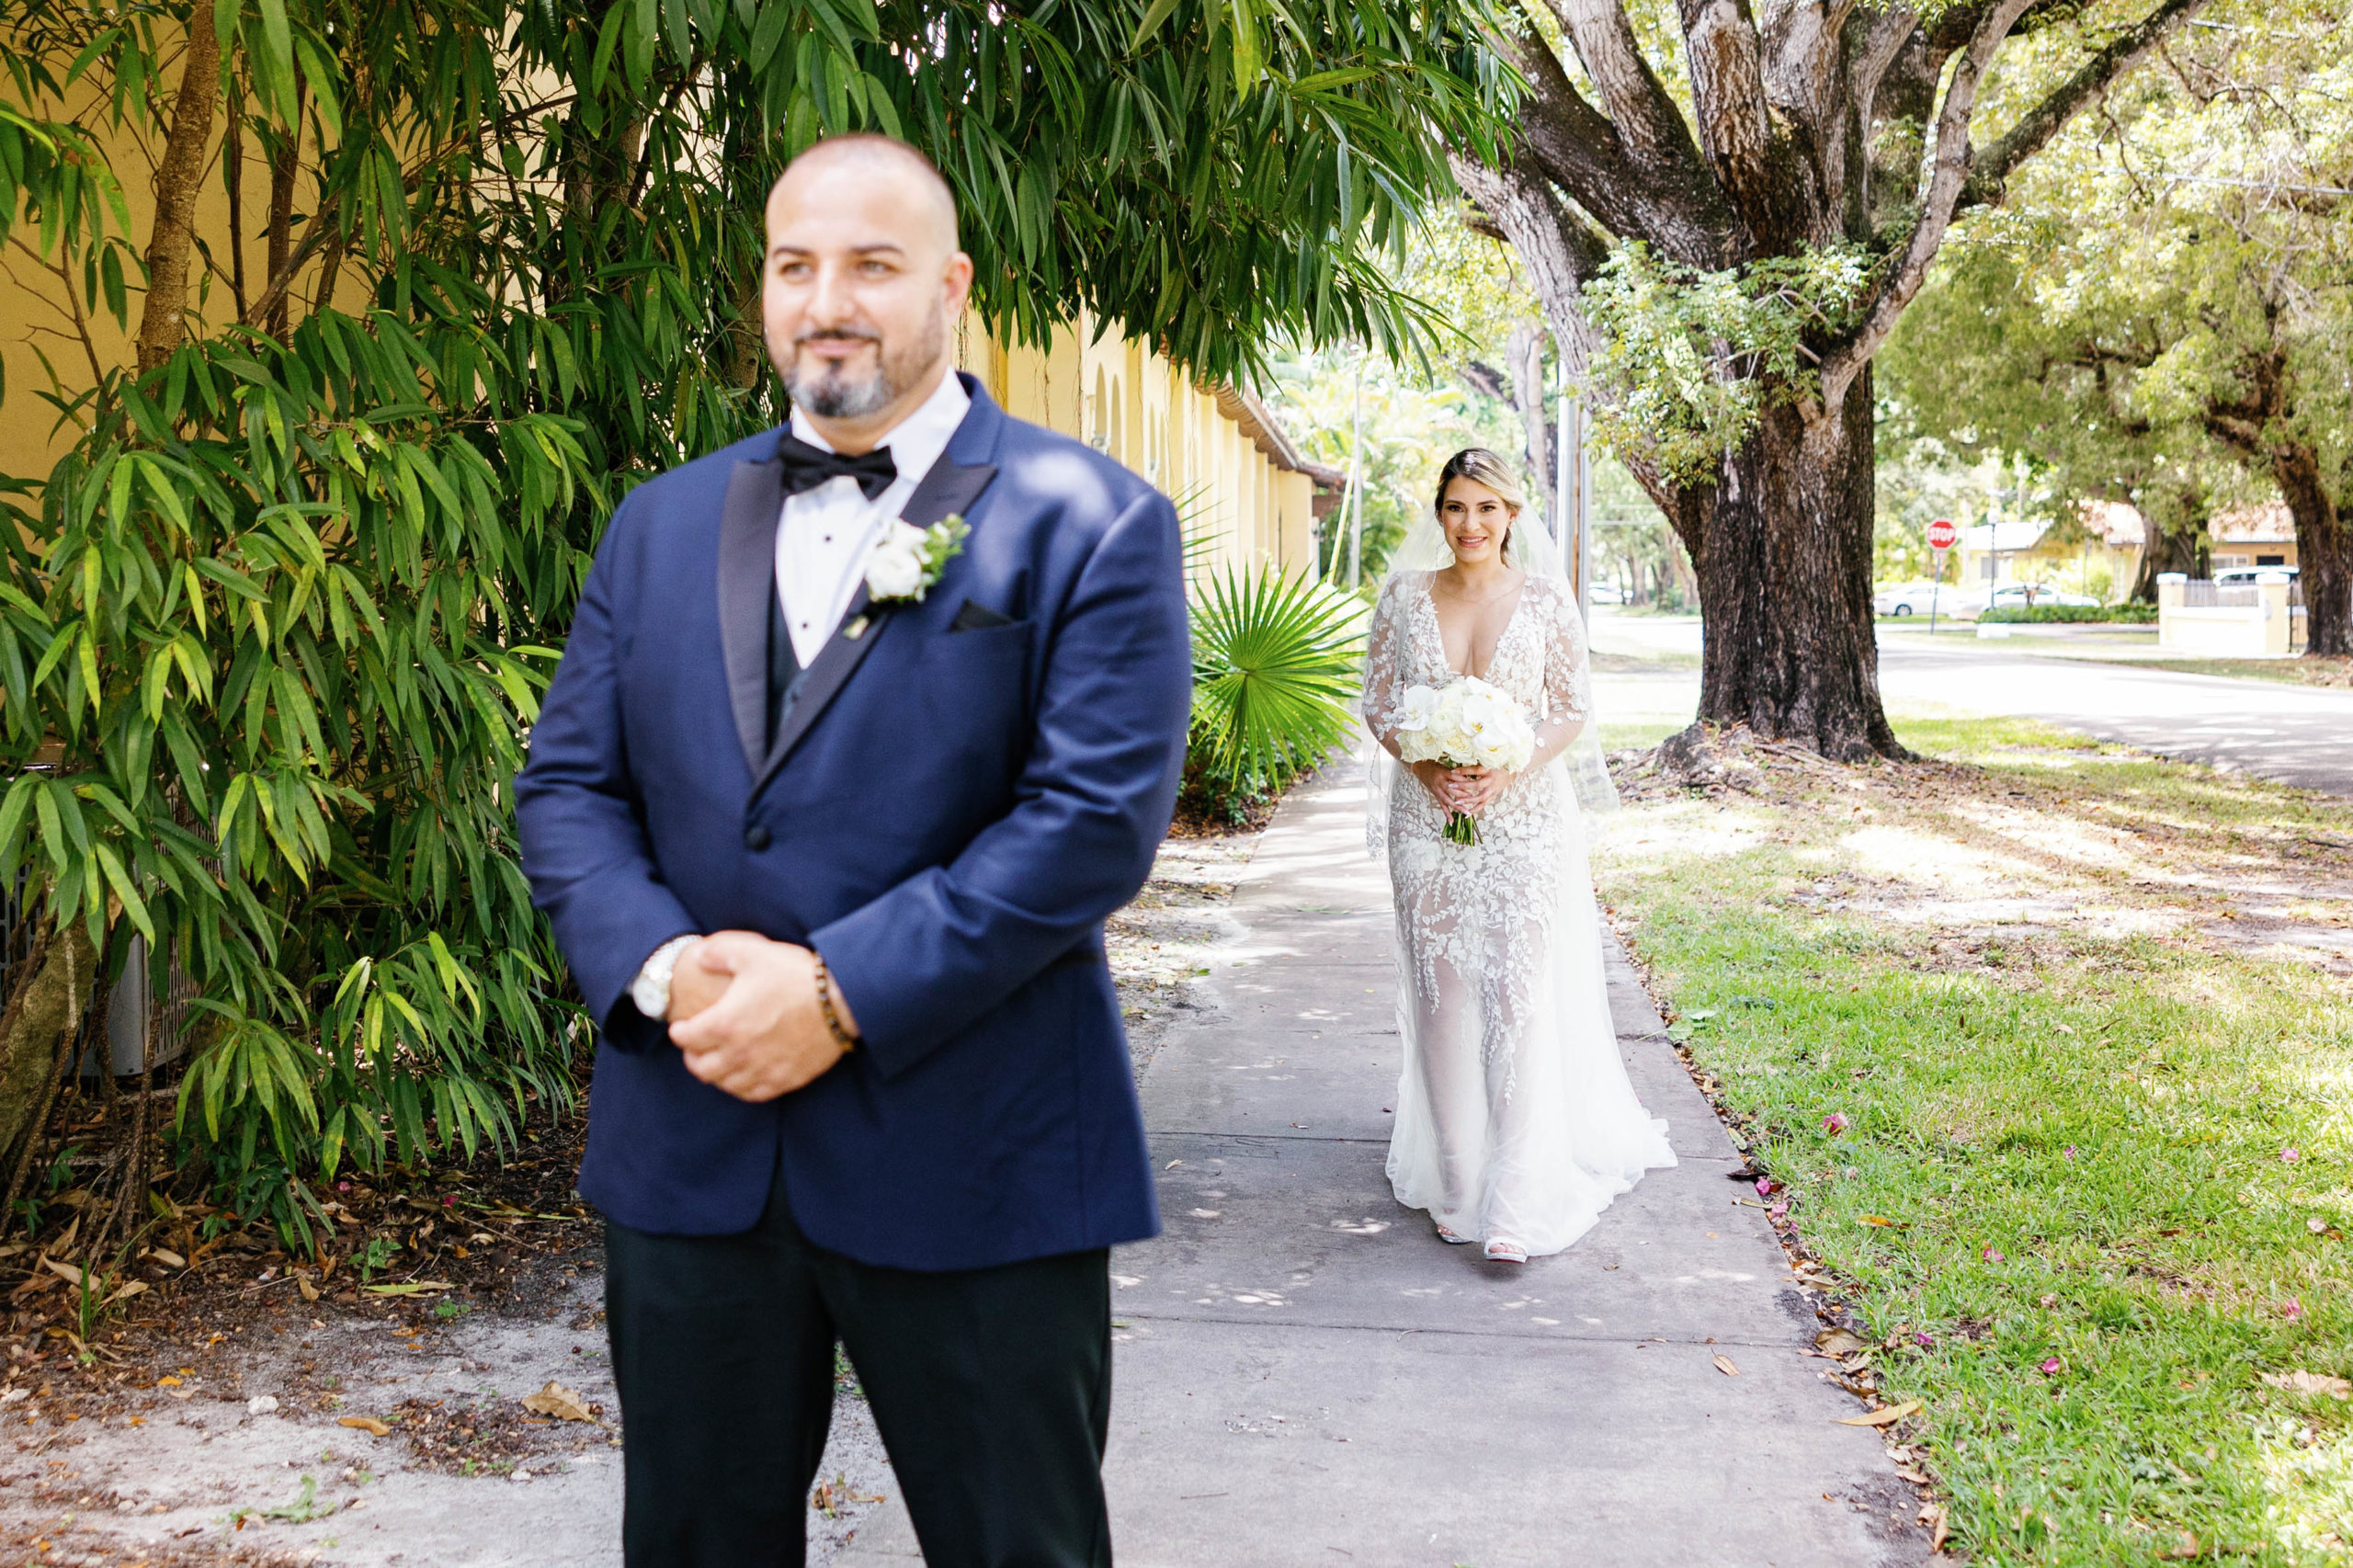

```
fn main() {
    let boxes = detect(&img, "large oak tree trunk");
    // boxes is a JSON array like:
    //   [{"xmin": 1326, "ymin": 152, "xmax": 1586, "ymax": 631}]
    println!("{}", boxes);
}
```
[
  {"xmin": 1685, "ymin": 371, "xmax": 1903, "ymax": 759},
  {"xmin": 2273, "ymin": 444, "xmax": 2349, "ymax": 658}
]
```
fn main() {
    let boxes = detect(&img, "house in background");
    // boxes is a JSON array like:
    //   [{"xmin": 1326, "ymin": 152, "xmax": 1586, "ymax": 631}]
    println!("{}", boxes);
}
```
[
  {"xmin": 2208, "ymin": 502, "xmax": 2297, "ymax": 572},
  {"xmin": 1954, "ymin": 501, "xmax": 2146, "ymax": 599}
]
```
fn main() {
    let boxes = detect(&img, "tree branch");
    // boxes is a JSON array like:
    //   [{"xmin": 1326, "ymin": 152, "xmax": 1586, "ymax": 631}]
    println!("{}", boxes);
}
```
[
  {"xmin": 1817, "ymin": 0, "xmax": 2035, "ymax": 408},
  {"xmin": 1542, "ymin": 0, "xmax": 1735, "ymax": 261},
  {"xmin": 1678, "ymin": 0, "xmax": 1785, "ymax": 244},
  {"xmin": 134, "ymin": 2, "xmax": 221, "ymax": 376},
  {"xmin": 1961, "ymin": 0, "xmax": 2216, "ymax": 208}
]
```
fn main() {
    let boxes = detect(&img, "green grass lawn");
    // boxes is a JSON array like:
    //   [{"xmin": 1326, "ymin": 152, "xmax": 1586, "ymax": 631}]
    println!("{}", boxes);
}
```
[{"xmin": 1596, "ymin": 715, "xmax": 2353, "ymax": 1566}]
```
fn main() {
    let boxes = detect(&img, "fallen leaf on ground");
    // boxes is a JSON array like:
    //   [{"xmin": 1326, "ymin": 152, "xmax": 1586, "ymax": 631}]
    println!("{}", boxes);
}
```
[
  {"xmin": 1859, "ymin": 1215, "xmax": 1907, "ymax": 1229},
  {"xmin": 2261, "ymin": 1370, "xmax": 2353, "ymax": 1400},
  {"xmin": 1813, "ymin": 1327, "xmax": 1867, "ymax": 1357},
  {"xmin": 40, "ymin": 1259, "xmax": 84, "ymax": 1287},
  {"xmin": 149, "ymin": 1248, "xmax": 186, "ymax": 1268},
  {"xmin": 298, "ymin": 1275, "xmax": 319, "ymax": 1302},
  {"xmin": 1919, "ymin": 1503, "xmax": 1949, "ymax": 1551},
  {"xmin": 1836, "ymin": 1399, "xmax": 1922, "ymax": 1426},
  {"xmin": 361, "ymin": 1280, "xmax": 454, "ymax": 1296},
  {"xmin": 337, "ymin": 1416, "xmax": 392, "ymax": 1436},
  {"xmin": 103, "ymin": 1279, "xmax": 146, "ymax": 1306},
  {"xmin": 1712, "ymin": 1355, "xmax": 1741, "ymax": 1377},
  {"xmin": 521, "ymin": 1381, "xmax": 597, "ymax": 1423}
]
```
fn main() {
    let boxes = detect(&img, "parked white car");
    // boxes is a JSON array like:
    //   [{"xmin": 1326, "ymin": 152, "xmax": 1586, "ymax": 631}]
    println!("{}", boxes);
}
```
[
  {"xmin": 1873, "ymin": 581, "xmax": 1954, "ymax": 617},
  {"xmin": 2213, "ymin": 565, "xmax": 2297, "ymax": 585},
  {"xmin": 1984, "ymin": 585, "xmax": 2101, "ymax": 610}
]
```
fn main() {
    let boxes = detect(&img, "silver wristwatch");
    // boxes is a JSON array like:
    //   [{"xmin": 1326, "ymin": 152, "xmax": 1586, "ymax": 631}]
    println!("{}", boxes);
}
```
[{"xmin": 630, "ymin": 936, "xmax": 699, "ymax": 1021}]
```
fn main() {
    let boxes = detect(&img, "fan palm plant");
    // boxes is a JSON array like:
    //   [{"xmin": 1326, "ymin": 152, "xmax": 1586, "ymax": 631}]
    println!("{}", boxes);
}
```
[{"xmin": 1188, "ymin": 566, "xmax": 1365, "ymax": 798}]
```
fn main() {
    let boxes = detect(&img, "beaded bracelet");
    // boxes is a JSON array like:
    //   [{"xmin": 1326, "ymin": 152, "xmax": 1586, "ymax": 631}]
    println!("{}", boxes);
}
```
[{"xmin": 813, "ymin": 957, "xmax": 859, "ymax": 1052}]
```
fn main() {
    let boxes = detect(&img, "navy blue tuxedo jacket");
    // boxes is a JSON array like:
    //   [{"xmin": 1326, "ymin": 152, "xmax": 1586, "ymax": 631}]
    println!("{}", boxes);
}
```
[{"xmin": 513, "ymin": 376, "xmax": 1189, "ymax": 1270}]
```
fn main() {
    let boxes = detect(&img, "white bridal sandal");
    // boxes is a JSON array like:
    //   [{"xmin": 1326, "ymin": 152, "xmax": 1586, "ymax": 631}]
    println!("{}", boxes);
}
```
[
  {"xmin": 1436, "ymin": 1222, "xmax": 1474, "ymax": 1244},
  {"xmin": 1484, "ymin": 1236, "xmax": 1528, "ymax": 1265}
]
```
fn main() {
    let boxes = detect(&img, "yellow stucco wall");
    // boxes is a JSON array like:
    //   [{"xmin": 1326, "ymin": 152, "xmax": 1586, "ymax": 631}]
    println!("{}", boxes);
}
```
[{"xmin": 957, "ymin": 309, "xmax": 1317, "ymax": 582}]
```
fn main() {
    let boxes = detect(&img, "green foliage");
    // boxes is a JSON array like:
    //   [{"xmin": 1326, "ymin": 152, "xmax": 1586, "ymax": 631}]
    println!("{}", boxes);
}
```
[
  {"xmin": 0, "ymin": 0, "xmax": 1501, "ymax": 1243},
  {"xmin": 1976, "ymin": 603, "xmax": 2154, "ymax": 624},
  {"xmin": 1580, "ymin": 241, "xmax": 1875, "ymax": 485},
  {"xmin": 1188, "ymin": 566, "xmax": 1365, "ymax": 796},
  {"xmin": 1882, "ymin": 0, "xmax": 2348, "ymax": 562},
  {"xmin": 1263, "ymin": 347, "xmax": 1523, "ymax": 585}
]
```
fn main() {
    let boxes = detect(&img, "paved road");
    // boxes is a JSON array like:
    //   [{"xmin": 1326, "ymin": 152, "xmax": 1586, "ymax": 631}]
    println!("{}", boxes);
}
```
[
  {"xmin": 842, "ymin": 767, "xmax": 1922, "ymax": 1568},
  {"xmin": 1587, "ymin": 613, "xmax": 2353, "ymax": 798},
  {"xmin": 1877, "ymin": 639, "xmax": 2353, "ymax": 796}
]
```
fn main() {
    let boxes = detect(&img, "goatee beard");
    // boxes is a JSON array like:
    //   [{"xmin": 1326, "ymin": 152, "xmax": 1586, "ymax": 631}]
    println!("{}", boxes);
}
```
[{"xmin": 779, "ymin": 310, "xmax": 948, "ymax": 420}]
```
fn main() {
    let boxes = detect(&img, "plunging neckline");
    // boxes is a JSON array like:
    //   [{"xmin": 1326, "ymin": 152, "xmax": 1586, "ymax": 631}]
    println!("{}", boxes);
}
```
[{"xmin": 1424, "ymin": 571, "xmax": 1529, "ymax": 680}]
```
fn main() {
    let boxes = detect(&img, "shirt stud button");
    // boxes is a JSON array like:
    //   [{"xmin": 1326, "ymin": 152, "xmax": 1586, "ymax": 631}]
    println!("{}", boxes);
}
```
[{"xmin": 744, "ymin": 824, "xmax": 772, "ymax": 851}]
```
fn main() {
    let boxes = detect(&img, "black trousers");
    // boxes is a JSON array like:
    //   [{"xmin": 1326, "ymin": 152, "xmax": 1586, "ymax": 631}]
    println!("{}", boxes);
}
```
[{"xmin": 604, "ymin": 1178, "xmax": 1114, "ymax": 1568}]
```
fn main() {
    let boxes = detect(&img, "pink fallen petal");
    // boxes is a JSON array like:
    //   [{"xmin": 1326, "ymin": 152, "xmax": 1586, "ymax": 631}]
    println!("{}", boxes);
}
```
[
  {"xmin": 1768, "ymin": 1203, "xmax": 1790, "ymax": 1219},
  {"xmin": 2040, "ymin": 1358, "xmax": 2063, "ymax": 1375},
  {"xmin": 1755, "ymin": 1177, "xmax": 1776, "ymax": 1197},
  {"xmin": 1984, "ymin": 1246, "xmax": 2005, "ymax": 1264},
  {"xmin": 2282, "ymin": 1147, "xmax": 2302, "ymax": 1164},
  {"xmin": 1823, "ymin": 1112, "xmax": 1848, "ymax": 1134},
  {"xmin": 1914, "ymin": 1331, "xmax": 1936, "ymax": 1347},
  {"xmin": 2283, "ymin": 1298, "xmax": 2304, "ymax": 1319},
  {"xmin": 2062, "ymin": 1145, "xmax": 2076, "ymax": 1161}
]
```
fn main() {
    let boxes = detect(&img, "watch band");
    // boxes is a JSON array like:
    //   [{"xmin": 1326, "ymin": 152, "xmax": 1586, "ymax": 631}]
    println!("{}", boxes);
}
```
[{"xmin": 629, "ymin": 935, "xmax": 698, "ymax": 1021}]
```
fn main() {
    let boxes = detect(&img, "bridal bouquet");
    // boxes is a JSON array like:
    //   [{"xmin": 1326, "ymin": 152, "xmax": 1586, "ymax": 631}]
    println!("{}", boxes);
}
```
[{"xmin": 1393, "ymin": 678, "xmax": 1537, "ymax": 846}]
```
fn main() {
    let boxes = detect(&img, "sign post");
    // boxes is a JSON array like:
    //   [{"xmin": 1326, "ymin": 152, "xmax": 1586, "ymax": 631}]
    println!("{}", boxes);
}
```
[{"xmin": 1925, "ymin": 517, "xmax": 1960, "ymax": 636}]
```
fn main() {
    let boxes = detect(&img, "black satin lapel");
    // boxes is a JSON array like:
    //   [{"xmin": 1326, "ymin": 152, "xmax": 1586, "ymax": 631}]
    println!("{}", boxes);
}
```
[
  {"xmin": 756, "ymin": 581, "xmax": 880, "ymax": 791},
  {"xmin": 717, "ymin": 457, "xmax": 787, "ymax": 778},
  {"xmin": 753, "ymin": 459, "xmax": 1002, "ymax": 786},
  {"xmin": 749, "ymin": 459, "xmax": 999, "ymax": 793}
]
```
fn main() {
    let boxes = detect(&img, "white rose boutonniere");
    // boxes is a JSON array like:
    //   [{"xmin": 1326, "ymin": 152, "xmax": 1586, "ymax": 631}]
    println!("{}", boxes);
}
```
[{"xmin": 865, "ymin": 515, "xmax": 971, "ymax": 606}]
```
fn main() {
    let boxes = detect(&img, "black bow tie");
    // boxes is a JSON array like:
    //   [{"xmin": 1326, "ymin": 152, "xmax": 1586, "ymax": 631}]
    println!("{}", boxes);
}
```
[{"xmin": 777, "ymin": 433, "xmax": 898, "ymax": 500}]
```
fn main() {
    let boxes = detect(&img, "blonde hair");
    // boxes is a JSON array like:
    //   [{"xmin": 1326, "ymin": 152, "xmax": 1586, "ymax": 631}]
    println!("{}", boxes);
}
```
[{"xmin": 1434, "ymin": 449, "xmax": 1526, "ymax": 562}]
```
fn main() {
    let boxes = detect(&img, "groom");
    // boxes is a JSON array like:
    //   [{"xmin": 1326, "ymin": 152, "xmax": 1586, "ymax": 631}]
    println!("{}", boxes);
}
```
[{"xmin": 515, "ymin": 134, "xmax": 1191, "ymax": 1566}]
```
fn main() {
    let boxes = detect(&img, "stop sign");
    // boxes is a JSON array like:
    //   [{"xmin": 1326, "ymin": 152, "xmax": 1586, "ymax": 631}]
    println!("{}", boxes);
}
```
[{"xmin": 1927, "ymin": 517, "xmax": 1961, "ymax": 551}]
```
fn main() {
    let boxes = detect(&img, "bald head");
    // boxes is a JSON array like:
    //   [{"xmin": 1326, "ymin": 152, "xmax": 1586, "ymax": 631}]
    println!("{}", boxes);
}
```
[
  {"xmin": 773, "ymin": 135, "xmax": 960, "ymax": 253},
  {"xmin": 761, "ymin": 134, "xmax": 973, "ymax": 450}
]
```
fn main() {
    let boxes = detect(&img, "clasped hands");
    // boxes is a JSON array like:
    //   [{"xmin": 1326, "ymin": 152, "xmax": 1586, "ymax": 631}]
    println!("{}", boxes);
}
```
[
  {"xmin": 665, "ymin": 932, "xmax": 857, "ymax": 1103},
  {"xmin": 1412, "ymin": 758, "xmax": 1511, "ymax": 815}
]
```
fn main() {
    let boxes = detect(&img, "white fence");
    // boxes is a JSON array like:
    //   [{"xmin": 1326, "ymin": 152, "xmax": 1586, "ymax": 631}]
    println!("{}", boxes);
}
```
[{"xmin": 2156, "ymin": 573, "xmax": 2294, "ymax": 658}]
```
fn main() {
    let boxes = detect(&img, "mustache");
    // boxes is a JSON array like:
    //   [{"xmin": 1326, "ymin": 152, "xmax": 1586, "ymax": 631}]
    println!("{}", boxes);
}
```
[{"xmin": 792, "ymin": 326, "xmax": 882, "ymax": 349}]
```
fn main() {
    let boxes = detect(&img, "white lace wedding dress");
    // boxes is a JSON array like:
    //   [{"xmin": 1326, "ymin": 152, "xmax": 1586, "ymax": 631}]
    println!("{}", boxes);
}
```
[{"xmin": 1363, "ymin": 570, "xmax": 1676, "ymax": 1255}]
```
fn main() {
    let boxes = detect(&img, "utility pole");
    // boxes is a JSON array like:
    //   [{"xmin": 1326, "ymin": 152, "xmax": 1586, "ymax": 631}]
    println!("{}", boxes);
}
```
[
  {"xmin": 1556, "ymin": 386, "xmax": 1589, "ymax": 617},
  {"xmin": 1347, "ymin": 351, "xmax": 1366, "ymax": 589}
]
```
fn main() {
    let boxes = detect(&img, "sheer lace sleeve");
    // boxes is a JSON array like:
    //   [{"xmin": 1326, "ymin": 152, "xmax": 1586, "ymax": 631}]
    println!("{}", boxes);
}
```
[
  {"xmin": 1530, "ymin": 580, "xmax": 1592, "ymax": 768},
  {"xmin": 1361, "ymin": 574, "xmax": 1414, "ymax": 759}
]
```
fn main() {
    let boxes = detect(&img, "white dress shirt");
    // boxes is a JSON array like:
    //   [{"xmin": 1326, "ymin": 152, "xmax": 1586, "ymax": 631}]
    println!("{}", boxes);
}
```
[{"xmin": 775, "ymin": 369, "xmax": 971, "ymax": 668}]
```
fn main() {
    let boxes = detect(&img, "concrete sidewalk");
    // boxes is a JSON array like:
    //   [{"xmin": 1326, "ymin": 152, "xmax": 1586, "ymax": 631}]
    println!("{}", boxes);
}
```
[{"xmin": 842, "ymin": 767, "xmax": 1927, "ymax": 1567}]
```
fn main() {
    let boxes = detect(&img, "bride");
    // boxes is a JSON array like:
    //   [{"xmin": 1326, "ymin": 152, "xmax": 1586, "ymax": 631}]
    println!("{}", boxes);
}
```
[{"xmin": 1361, "ymin": 448, "xmax": 1676, "ymax": 1263}]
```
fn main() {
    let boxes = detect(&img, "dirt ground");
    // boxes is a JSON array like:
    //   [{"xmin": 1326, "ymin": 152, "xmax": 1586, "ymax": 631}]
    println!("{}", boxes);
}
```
[{"xmin": 0, "ymin": 828, "xmax": 1259, "ymax": 1567}]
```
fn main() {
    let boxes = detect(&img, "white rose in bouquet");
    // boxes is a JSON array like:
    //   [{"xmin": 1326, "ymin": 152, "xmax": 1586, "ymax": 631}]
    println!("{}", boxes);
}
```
[{"xmin": 1398, "ymin": 676, "xmax": 1537, "ymax": 845}]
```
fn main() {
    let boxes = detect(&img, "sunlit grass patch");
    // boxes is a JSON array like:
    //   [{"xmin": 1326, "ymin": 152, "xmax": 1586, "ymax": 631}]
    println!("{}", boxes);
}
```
[{"xmin": 1596, "ymin": 716, "xmax": 2353, "ymax": 1566}]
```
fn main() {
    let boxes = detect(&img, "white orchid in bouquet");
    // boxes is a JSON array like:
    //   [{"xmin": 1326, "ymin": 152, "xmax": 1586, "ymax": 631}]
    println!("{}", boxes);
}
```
[{"xmin": 1393, "ymin": 677, "xmax": 1538, "ymax": 845}]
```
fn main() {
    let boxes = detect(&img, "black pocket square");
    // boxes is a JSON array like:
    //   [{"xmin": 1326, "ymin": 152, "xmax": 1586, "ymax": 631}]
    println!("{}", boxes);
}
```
[{"xmin": 949, "ymin": 599, "xmax": 1016, "ymax": 632}]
